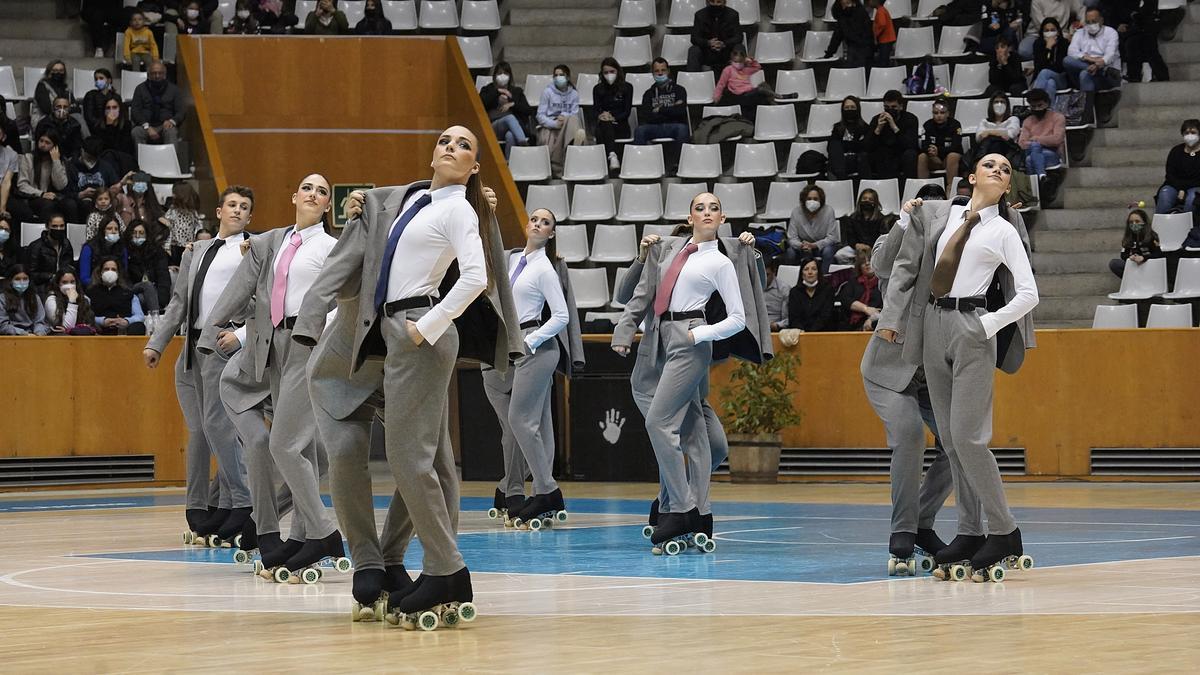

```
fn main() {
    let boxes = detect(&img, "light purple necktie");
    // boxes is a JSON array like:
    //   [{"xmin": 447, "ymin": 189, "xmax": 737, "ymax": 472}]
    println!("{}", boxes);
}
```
[
  {"xmin": 270, "ymin": 231, "xmax": 303, "ymax": 327},
  {"xmin": 509, "ymin": 255, "xmax": 528, "ymax": 286}
]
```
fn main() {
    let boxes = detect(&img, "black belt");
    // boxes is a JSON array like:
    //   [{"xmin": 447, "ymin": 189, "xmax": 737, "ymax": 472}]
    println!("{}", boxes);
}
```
[
  {"xmin": 660, "ymin": 310, "xmax": 704, "ymax": 321},
  {"xmin": 519, "ymin": 320, "xmax": 540, "ymax": 330},
  {"xmin": 929, "ymin": 295, "xmax": 986, "ymax": 312},
  {"xmin": 278, "ymin": 316, "xmax": 297, "ymax": 329},
  {"xmin": 382, "ymin": 296, "xmax": 436, "ymax": 317}
]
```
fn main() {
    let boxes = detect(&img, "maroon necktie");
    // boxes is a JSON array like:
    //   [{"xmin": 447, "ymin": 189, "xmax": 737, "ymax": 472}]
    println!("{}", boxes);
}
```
[{"xmin": 653, "ymin": 242, "xmax": 699, "ymax": 316}]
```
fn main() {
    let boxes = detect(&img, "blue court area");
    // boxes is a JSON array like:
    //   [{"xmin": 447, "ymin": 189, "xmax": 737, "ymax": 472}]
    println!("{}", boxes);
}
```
[{"xmin": 33, "ymin": 495, "xmax": 1198, "ymax": 584}]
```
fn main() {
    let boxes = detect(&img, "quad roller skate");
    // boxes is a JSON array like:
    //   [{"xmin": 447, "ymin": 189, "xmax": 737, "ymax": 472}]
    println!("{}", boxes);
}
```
[
  {"xmin": 354, "ymin": 565, "xmax": 415, "ymax": 622},
  {"xmin": 502, "ymin": 495, "xmax": 526, "ymax": 528},
  {"xmin": 511, "ymin": 489, "xmax": 568, "ymax": 531},
  {"xmin": 280, "ymin": 531, "xmax": 352, "ymax": 585},
  {"xmin": 182, "ymin": 508, "xmax": 210, "ymax": 545},
  {"xmin": 486, "ymin": 489, "xmax": 505, "ymax": 521},
  {"xmin": 388, "ymin": 568, "xmax": 477, "ymax": 632},
  {"xmin": 256, "ymin": 536, "xmax": 303, "ymax": 581},
  {"xmin": 231, "ymin": 519, "xmax": 260, "ymax": 567},
  {"xmin": 651, "ymin": 510, "xmax": 706, "ymax": 556},
  {"xmin": 205, "ymin": 507, "xmax": 252, "ymax": 548},
  {"xmin": 641, "ymin": 498, "xmax": 660, "ymax": 539},
  {"xmin": 969, "ymin": 528, "xmax": 1034, "ymax": 583},
  {"xmin": 887, "ymin": 531, "xmax": 939, "ymax": 576},
  {"xmin": 931, "ymin": 534, "xmax": 986, "ymax": 581},
  {"xmin": 192, "ymin": 508, "xmax": 230, "ymax": 547},
  {"xmin": 693, "ymin": 512, "xmax": 717, "ymax": 553}
]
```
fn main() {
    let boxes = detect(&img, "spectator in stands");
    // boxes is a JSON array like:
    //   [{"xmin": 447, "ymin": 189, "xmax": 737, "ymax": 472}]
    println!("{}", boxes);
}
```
[
  {"xmin": 837, "ymin": 188, "xmax": 890, "ymax": 263},
  {"xmin": 1030, "ymin": 17, "xmax": 1070, "ymax": 105},
  {"xmin": 86, "ymin": 189, "xmax": 125, "ymax": 241},
  {"xmin": 917, "ymin": 99, "xmax": 965, "ymax": 193},
  {"xmin": 118, "ymin": 172, "xmax": 169, "ymax": 236},
  {"xmin": 251, "ymin": 0, "xmax": 297, "ymax": 33},
  {"xmin": 194, "ymin": 225, "xmax": 213, "ymax": 241},
  {"xmin": 987, "ymin": 36, "xmax": 1028, "ymax": 97},
  {"xmin": 1018, "ymin": 88, "xmax": 1065, "ymax": 182},
  {"xmin": 92, "ymin": 99, "xmax": 137, "ymax": 171},
  {"xmin": 34, "ymin": 61, "xmax": 74, "ymax": 125},
  {"xmin": 83, "ymin": 69, "xmax": 122, "ymax": 135},
  {"xmin": 88, "ymin": 256, "xmax": 146, "ymax": 335},
  {"xmin": 763, "ymin": 256, "xmax": 791, "ymax": 330},
  {"xmin": 786, "ymin": 184, "xmax": 840, "ymax": 273},
  {"xmin": 171, "ymin": 1, "xmax": 211, "ymax": 35},
  {"xmin": 131, "ymin": 61, "xmax": 187, "ymax": 146},
  {"xmin": 0, "ymin": 266, "xmax": 50, "ymax": 335},
  {"xmin": 1155, "ymin": 119, "xmax": 1200, "ymax": 216},
  {"xmin": 305, "ymin": 0, "xmax": 349, "ymax": 35},
  {"xmin": 974, "ymin": 92, "xmax": 1022, "ymax": 162},
  {"xmin": 34, "ymin": 97, "xmax": 85, "ymax": 161},
  {"xmin": 823, "ymin": 0, "xmax": 874, "ymax": 67},
  {"xmin": 123, "ymin": 11, "xmax": 160, "ymax": 72},
  {"xmin": 836, "ymin": 251, "xmax": 882, "ymax": 330},
  {"xmin": 786, "ymin": 259, "xmax": 836, "ymax": 332},
  {"xmin": 14, "ymin": 131, "xmax": 81, "ymax": 225},
  {"xmin": 687, "ymin": 0, "xmax": 742, "ymax": 72},
  {"xmin": 354, "ymin": 0, "xmax": 392, "ymax": 34},
  {"xmin": 866, "ymin": 0, "xmax": 897, "ymax": 66},
  {"xmin": 592, "ymin": 58, "xmax": 634, "ymax": 172},
  {"xmin": 979, "ymin": 0, "xmax": 1026, "ymax": 55},
  {"xmin": 634, "ymin": 59, "xmax": 690, "ymax": 150},
  {"xmin": 536, "ymin": 64, "xmax": 585, "ymax": 177},
  {"xmin": 45, "ymin": 268, "xmax": 97, "ymax": 334},
  {"xmin": 1121, "ymin": 0, "xmax": 1169, "ymax": 83},
  {"xmin": 69, "ymin": 138, "xmax": 121, "ymax": 219},
  {"xmin": 226, "ymin": 1, "xmax": 261, "ymax": 34},
  {"xmin": 865, "ymin": 90, "xmax": 919, "ymax": 179},
  {"xmin": 0, "ymin": 95, "xmax": 20, "ymax": 156},
  {"xmin": 1064, "ymin": 7, "xmax": 1121, "ymax": 91},
  {"xmin": 0, "ymin": 127, "xmax": 16, "ymax": 218},
  {"xmin": 82, "ymin": 0, "xmax": 125, "ymax": 57},
  {"xmin": 22, "ymin": 214, "xmax": 73, "ymax": 293},
  {"xmin": 480, "ymin": 62, "xmax": 532, "ymax": 160},
  {"xmin": 0, "ymin": 215, "xmax": 18, "ymax": 280},
  {"xmin": 915, "ymin": 182, "xmax": 948, "ymax": 202},
  {"xmin": 829, "ymin": 96, "xmax": 869, "ymax": 180},
  {"xmin": 80, "ymin": 217, "xmax": 129, "ymax": 286},
  {"xmin": 1020, "ymin": 0, "xmax": 1083, "ymax": 60},
  {"xmin": 125, "ymin": 220, "xmax": 170, "ymax": 310},
  {"xmin": 713, "ymin": 45, "xmax": 795, "ymax": 117},
  {"xmin": 1108, "ymin": 208, "xmax": 1160, "ymax": 277},
  {"xmin": 165, "ymin": 181, "xmax": 201, "ymax": 265}
]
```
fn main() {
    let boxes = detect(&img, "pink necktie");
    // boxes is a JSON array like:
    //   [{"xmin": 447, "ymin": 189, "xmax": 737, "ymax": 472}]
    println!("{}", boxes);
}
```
[
  {"xmin": 653, "ymin": 242, "xmax": 699, "ymax": 316},
  {"xmin": 270, "ymin": 231, "xmax": 303, "ymax": 327}
]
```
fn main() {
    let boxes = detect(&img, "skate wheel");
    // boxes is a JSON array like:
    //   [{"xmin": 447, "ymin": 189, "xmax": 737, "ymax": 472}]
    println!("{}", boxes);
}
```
[
  {"xmin": 233, "ymin": 550, "xmax": 250, "ymax": 565},
  {"xmin": 487, "ymin": 507, "xmax": 499, "ymax": 520},
  {"xmin": 887, "ymin": 558, "xmax": 897, "ymax": 576},
  {"xmin": 528, "ymin": 518, "xmax": 542, "ymax": 531},
  {"xmin": 273, "ymin": 567, "xmax": 290, "ymax": 584},
  {"xmin": 335, "ymin": 557, "xmax": 353, "ymax": 573},
  {"xmin": 1018, "ymin": 555, "xmax": 1034, "ymax": 571},
  {"xmin": 384, "ymin": 611, "xmax": 401, "ymax": 627},
  {"xmin": 906, "ymin": 557, "xmax": 917, "ymax": 576},
  {"xmin": 301, "ymin": 568, "xmax": 321, "ymax": 585},
  {"xmin": 702, "ymin": 539, "xmax": 716, "ymax": 553},
  {"xmin": 352, "ymin": 603, "xmax": 370, "ymax": 623},
  {"xmin": 458, "ymin": 602, "xmax": 477, "ymax": 623},
  {"xmin": 182, "ymin": 531, "xmax": 193, "ymax": 545},
  {"xmin": 694, "ymin": 533, "xmax": 709, "ymax": 547},
  {"xmin": 511, "ymin": 518, "xmax": 524, "ymax": 530},
  {"xmin": 989, "ymin": 566, "xmax": 1005, "ymax": 583},
  {"xmin": 202, "ymin": 534, "xmax": 217, "ymax": 548},
  {"xmin": 253, "ymin": 560, "xmax": 264, "ymax": 575},
  {"xmin": 950, "ymin": 565, "xmax": 966, "ymax": 582},
  {"xmin": 442, "ymin": 608, "xmax": 460, "ymax": 627},
  {"xmin": 418, "ymin": 611, "xmax": 439, "ymax": 632},
  {"xmin": 642, "ymin": 525, "xmax": 654, "ymax": 539},
  {"xmin": 664, "ymin": 540, "xmax": 682, "ymax": 556},
  {"xmin": 556, "ymin": 510, "xmax": 569, "ymax": 523},
  {"xmin": 233, "ymin": 534, "xmax": 243, "ymax": 549},
  {"xmin": 919, "ymin": 556, "xmax": 934, "ymax": 573}
]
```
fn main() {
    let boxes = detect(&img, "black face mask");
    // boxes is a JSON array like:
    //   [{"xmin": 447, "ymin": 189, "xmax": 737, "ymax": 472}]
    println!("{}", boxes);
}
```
[
  {"xmin": 148, "ymin": 79, "xmax": 167, "ymax": 94},
  {"xmin": 842, "ymin": 109, "xmax": 858, "ymax": 122},
  {"xmin": 860, "ymin": 202, "xmax": 875, "ymax": 213},
  {"xmin": 50, "ymin": 229, "xmax": 67, "ymax": 241},
  {"xmin": 50, "ymin": 72, "xmax": 66, "ymax": 84},
  {"xmin": 1031, "ymin": 108, "xmax": 1047, "ymax": 118}
]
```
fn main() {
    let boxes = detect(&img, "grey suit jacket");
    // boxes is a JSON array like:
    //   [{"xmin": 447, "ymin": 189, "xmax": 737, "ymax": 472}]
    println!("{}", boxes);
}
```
[
  {"xmin": 145, "ymin": 237, "xmax": 217, "ymax": 364},
  {"xmin": 860, "ymin": 220, "xmax": 919, "ymax": 392},
  {"xmin": 220, "ymin": 299, "xmax": 270, "ymax": 414},
  {"xmin": 876, "ymin": 200, "xmax": 1035, "ymax": 375},
  {"xmin": 292, "ymin": 180, "xmax": 523, "ymax": 376},
  {"xmin": 307, "ymin": 293, "xmax": 384, "ymax": 421},
  {"xmin": 612, "ymin": 236, "xmax": 773, "ymax": 368}
]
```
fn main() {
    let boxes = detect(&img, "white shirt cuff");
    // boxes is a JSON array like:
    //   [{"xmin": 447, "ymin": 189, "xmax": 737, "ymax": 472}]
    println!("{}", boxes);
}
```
[{"xmin": 414, "ymin": 309, "xmax": 452, "ymax": 345}]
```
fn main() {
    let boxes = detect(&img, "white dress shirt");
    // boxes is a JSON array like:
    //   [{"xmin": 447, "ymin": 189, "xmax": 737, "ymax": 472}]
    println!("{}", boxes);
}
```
[
  {"xmin": 195, "ymin": 233, "xmax": 245, "ymax": 329},
  {"xmin": 933, "ymin": 202, "xmax": 1039, "ymax": 338},
  {"xmin": 666, "ymin": 239, "xmax": 746, "ymax": 343},
  {"xmin": 1068, "ymin": 24, "xmax": 1121, "ymax": 70},
  {"xmin": 44, "ymin": 295, "xmax": 77, "ymax": 328},
  {"xmin": 384, "ymin": 184, "xmax": 487, "ymax": 344},
  {"xmin": 507, "ymin": 247, "xmax": 568, "ymax": 352},
  {"xmin": 270, "ymin": 223, "xmax": 338, "ymax": 317}
]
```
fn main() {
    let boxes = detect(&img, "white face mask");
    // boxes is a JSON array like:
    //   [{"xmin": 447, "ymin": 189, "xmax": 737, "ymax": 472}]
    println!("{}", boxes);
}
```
[
  {"xmin": 1085, "ymin": 22, "xmax": 1101, "ymax": 35},
  {"xmin": 1184, "ymin": 133, "xmax": 1199, "ymax": 146},
  {"xmin": 186, "ymin": 8, "xmax": 200, "ymax": 20},
  {"xmin": 805, "ymin": 199, "xmax": 821, "ymax": 212},
  {"xmin": 603, "ymin": 72, "xmax": 617, "ymax": 85},
  {"xmin": 992, "ymin": 103, "xmax": 1007, "ymax": 115},
  {"xmin": 1043, "ymin": 30, "xmax": 1057, "ymax": 39},
  {"xmin": 60, "ymin": 283, "xmax": 76, "ymax": 294},
  {"xmin": 237, "ymin": 9, "xmax": 251, "ymax": 19},
  {"xmin": 802, "ymin": 279, "xmax": 819, "ymax": 288},
  {"xmin": 319, "ymin": 15, "xmax": 333, "ymax": 25},
  {"xmin": 494, "ymin": 74, "xmax": 510, "ymax": 87},
  {"xmin": 101, "ymin": 270, "xmax": 119, "ymax": 285}
]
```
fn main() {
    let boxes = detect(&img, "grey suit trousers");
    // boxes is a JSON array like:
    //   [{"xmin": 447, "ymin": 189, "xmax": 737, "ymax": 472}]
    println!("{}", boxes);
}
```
[
  {"xmin": 489, "ymin": 332, "xmax": 559, "ymax": 495},
  {"xmin": 644, "ymin": 319, "xmax": 714, "ymax": 515},
  {"xmin": 922, "ymin": 306, "xmax": 1016, "ymax": 536},
  {"xmin": 481, "ymin": 365, "xmax": 533, "ymax": 498},
  {"xmin": 863, "ymin": 372, "xmax": 960, "ymax": 534},
  {"xmin": 175, "ymin": 347, "xmax": 250, "ymax": 510},
  {"xmin": 268, "ymin": 326, "xmax": 337, "ymax": 540},
  {"xmin": 222, "ymin": 393, "xmax": 302, "ymax": 539}
]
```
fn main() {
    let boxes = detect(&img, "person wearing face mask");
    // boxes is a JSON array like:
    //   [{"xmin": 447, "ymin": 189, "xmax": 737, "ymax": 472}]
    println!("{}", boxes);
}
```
[
  {"xmin": 786, "ymin": 259, "xmax": 836, "ymax": 332},
  {"xmin": 80, "ymin": 217, "xmax": 130, "ymax": 287},
  {"xmin": 786, "ymin": 185, "xmax": 841, "ymax": 273},
  {"xmin": 1154, "ymin": 119, "xmax": 1200, "ymax": 218},
  {"xmin": 46, "ymin": 268, "xmax": 98, "ymax": 333},
  {"xmin": 918, "ymin": 100, "xmax": 965, "ymax": 194},
  {"xmin": 125, "ymin": 220, "xmax": 171, "ymax": 310},
  {"xmin": 0, "ymin": 215, "xmax": 20, "ymax": 280},
  {"xmin": 634, "ymin": 59, "xmax": 691, "ymax": 168},
  {"xmin": 131, "ymin": 61, "xmax": 187, "ymax": 146},
  {"xmin": 92, "ymin": 99, "xmax": 137, "ymax": 168},
  {"xmin": 353, "ymin": 0, "xmax": 392, "ymax": 34},
  {"xmin": 16, "ymin": 131, "xmax": 81, "ymax": 225},
  {"xmin": 169, "ymin": 1, "xmax": 211, "ymax": 35},
  {"xmin": 986, "ymin": 36, "xmax": 1028, "ymax": 97},
  {"xmin": 34, "ymin": 61, "xmax": 74, "ymax": 127},
  {"xmin": 865, "ymin": 90, "xmax": 920, "ymax": 180},
  {"xmin": 87, "ymin": 257, "xmax": 146, "ymax": 335},
  {"xmin": 1020, "ymin": 0, "xmax": 1084, "ymax": 60},
  {"xmin": 480, "ymin": 62, "xmax": 533, "ymax": 160},
  {"xmin": 21, "ymin": 214, "xmax": 74, "ymax": 292},
  {"xmin": 536, "ymin": 65, "xmax": 586, "ymax": 178},
  {"xmin": 591, "ymin": 58, "xmax": 634, "ymax": 170},
  {"xmin": 0, "ymin": 266, "xmax": 50, "ymax": 335},
  {"xmin": 304, "ymin": 0, "xmax": 349, "ymax": 35},
  {"xmin": 837, "ymin": 188, "xmax": 892, "ymax": 264},
  {"xmin": 687, "ymin": 0, "xmax": 743, "ymax": 72},
  {"xmin": 1108, "ymin": 209, "xmax": 1161, "ymax": 277},
  {"xmin": 1064, "ymin": 7, "xmax": 1121, "ymax": 91},
  {"xmin": 33, "ymin": 96, "xmax": 85, "ymax": 161},
  {"xmin": 1031, "ymin": 18, "xmax": 1071, "ymax": 105},
  {"xmin": 69, "ymin": 138, "xmax": 121, "ymax": 215},
  {"xmin": 973, "ymin": 93, "xmax": 1022, "ymax": 165},
  {"xmin": 823, "ymin": 0, "xmax": 875, "ymax": 67},
  {"xmin": 117, "ymin": 172, "xmax": 168, "ymax": 233},
  {"xmin": 1017, "ymin": 88, "xmax": 1066, "ymax": 187},
  {"xmin": 224, "ymin": 0, "xmax": 261, "ymax": 34},
  {"xmin": 82, "ymin": 69, "xmax": 123, "ymax": 135},
  {"xmin": 829, "ymin": 96, "xmax": 869, "ymax": 180},
  {"xmin": 123, "ymin": 11, "xmax": 161, "ymax": 72},
  {"xmin": 85, "ymin": 190, "xmax": 126, "ymax": 241}
]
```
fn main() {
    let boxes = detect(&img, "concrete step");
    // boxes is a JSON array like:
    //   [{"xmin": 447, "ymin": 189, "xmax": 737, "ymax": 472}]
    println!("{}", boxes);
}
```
[
  {"xmin": 1037, "ymin": 208, "xmax": 1134, "ymax": 231},
  {"xmin": 1118, "ymin": 81, "xmax": 1200, "ymax": 106},
  {"xmin": 1117, "ymin": 103, "xmax": 1200, "ymax": 127},
  {"xmin": 0, "ymin": 0, "xmax": 57, "ymax": 20},
  {"xmin": 1063, "ymin": 184, "xmax": 1161, "ymax": 209},
  {"xmin": 1034, "ymin": 227, "xmax": 1118, "ymax": 253},
  {"xmin": 1034, "ymin": 272, "xmax": 1117, "ymax": 297},
  {"xmin": 0, "ymin": 37, "xmax": 88, "ymax": 59},
  {"xmin": 509, "ymin": 8, "xmax": 618, "ymax": 27},
  {"xmin": 505, "ymin": 45, "xmax": 614, "ymax": 63},
  {"xmin": 1033, "ymin": 251, "xmax": 1114, "ymax": 274},
  {"xmin": 1086, "ymin": 146, "xmax": 1174, "ymax": 168},
  {"xmin": 1162, "ymin": 41, "xmax": 1200, "ymax": 63},
  {"xmin": 0, "ymin": 19, "xmax": 83, "ymax": 40},
  {"xmin": 1062, "ymin": 167, "xmax": 1167, "ymax": 188},
  {"xmin": 1033, "ymin": 294, "xmax": 1110, "ymax": 321},
  {"xmin": 1166, "ymin": 62, "xmax": 1200, "ymax": 80},
  {"xmin": 1091, "ymin": 126, "xmax": 1182, "ymax": 148},
  {"xmin": 504, "ymin": 25, "xmax": 615, "ymax": 45},
  {"xmin": 509, "ymin": 0, "xmax": 619, "ymax": 8}
]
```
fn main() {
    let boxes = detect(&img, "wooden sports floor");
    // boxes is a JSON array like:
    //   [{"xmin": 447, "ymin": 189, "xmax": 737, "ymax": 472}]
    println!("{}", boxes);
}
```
[{"xmin": 1, "ymin": 480, "xmax": 1197, "ymax": 674}]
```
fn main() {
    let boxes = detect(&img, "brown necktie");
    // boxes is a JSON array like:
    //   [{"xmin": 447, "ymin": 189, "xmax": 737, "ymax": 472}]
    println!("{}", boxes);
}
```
[{"xmin": 930, "ymin": 209, "xmax": 981, "ymax": 298}]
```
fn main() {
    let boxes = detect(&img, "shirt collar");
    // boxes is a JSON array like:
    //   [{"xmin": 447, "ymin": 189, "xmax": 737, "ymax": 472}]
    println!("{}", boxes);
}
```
[
  {"xmin": 428, "ymin": 184, "xmax": 467, "ymax": 202},
  {"xmin": 963, "ymin": 201, "xmax": 1001, "ymax": 223},
  {"xmin": 216, "ymin": 231, "xmax": 242, "ymax": 243},
  {"xmin": 520, "ymin": 247, "xmax": 547, "ymax": 263},
  {"xmin": 690, "ymin": 238, "xmax": 720, "ymax": 253},
  {"xmin": 290, "ymin": 223, "xmax": 325, "ymax": 242}
]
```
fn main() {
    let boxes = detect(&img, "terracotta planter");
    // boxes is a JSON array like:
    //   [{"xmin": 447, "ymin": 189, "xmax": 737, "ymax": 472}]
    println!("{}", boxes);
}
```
[{"xmin": 727, "ymin": 432, "xmax": 782, "ymax": 484}]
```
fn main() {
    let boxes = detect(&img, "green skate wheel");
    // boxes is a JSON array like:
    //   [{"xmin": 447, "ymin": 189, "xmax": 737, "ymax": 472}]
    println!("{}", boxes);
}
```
[
  {"xmin": 950, "ymin": 565, "xmax": 966, "ymax": 581},
  {"xmin": 442, "ymin": 609, "xmax": 460, "ymax": 627},
  {"xmin": 989, "ymin": 566, "xmax": 1005, "ymax": 583},
  {"xmin": 273, "ymin": 567, "xmax": 290, "ymax": 584},
  {"xmin": 919, "ymin": 556, "xmax": 934, "ymax": 573},
  {"xmin": 887, "ymin": 558, "xmax": 897, "ymax": 576},
  {"xmin": 1018, "ymin": 555, "xmax": 1034, "ymax": 571},
  {"xmin": 301, "ymin": 568, "xmax": 321, "ymax": 585},
  {"xmin": 487, "ymin": 507, "xmax": 500, "ymax": 520},
  {"xmin": 555, "ymin": 510, "xmax": 569, "ymax": 523},
  {"xmin": 664, "ymin": 540, "xmax": 682, "ymax": 556},
  {"xmin": 418, "ymin": 611, "xmax": 439, "ymax": 632},
  {"xmin": 458, "ymin": 602, "xmax": 477, "ymax": 622},
  {"xmin": 528, "ymin": 517, "xmax": 543, "ymax": 531},
  {"xmin": 335, "ymin": 557, "xmax": 353, "ymax": 573},
  {"xmin": 702, "ymin": 539, "xmax": 716, "ymax": 553},
  {"xmin": 233, "ymin": 550, "xmax": 250, "ymax": 565},
  {"xmin": 642, "ymin": 525, "xmax": 654, "ymax": 539}
]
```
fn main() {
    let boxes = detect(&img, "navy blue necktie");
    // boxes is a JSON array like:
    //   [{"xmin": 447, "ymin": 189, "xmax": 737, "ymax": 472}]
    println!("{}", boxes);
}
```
[{"xmin": 374, "ymin": 193, "xmax": 433, "ymax": 309}]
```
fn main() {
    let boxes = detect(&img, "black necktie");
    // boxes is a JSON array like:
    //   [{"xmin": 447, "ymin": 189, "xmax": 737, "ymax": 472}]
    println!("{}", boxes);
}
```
[{"xmin": 186, "ymin": 238, "xmax": 226, "ymax": 366}]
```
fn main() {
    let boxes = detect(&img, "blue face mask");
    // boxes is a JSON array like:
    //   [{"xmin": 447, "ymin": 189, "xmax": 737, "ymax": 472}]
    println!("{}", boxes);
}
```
[
  {"xmin": 554, "ymin": 75, "xmax": 569, "ymax": 88},
  {"xmin": 133, "ymin": 182, "xmax": 148, "ymax": 194},
  {"xmin": 105, "ymin": 233, "xmax": 120, "ymax": 244},
  {"xmin": 12, "ymin": 280, "xmax": 29, "ymax": 294},
  {"xmin": 0, "ymin": 230, "xmax": 9, "ymax": 244},
  {"xmin": 95, "ymin": 79, "xmax": 108, "ymax": 90},
  {"xmin": 654, "ymin": 74, "xmax": 670, "ymax": 85},
  {"xmin": 132, "ymin": 236, "xmax": 146, "ymax": 246}
]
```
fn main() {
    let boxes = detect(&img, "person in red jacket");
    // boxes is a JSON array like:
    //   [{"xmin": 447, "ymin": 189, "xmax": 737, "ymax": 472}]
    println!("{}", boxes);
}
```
[{"xmin": 867, "ymin": 0, "xmax": 897, "ymax": 66}]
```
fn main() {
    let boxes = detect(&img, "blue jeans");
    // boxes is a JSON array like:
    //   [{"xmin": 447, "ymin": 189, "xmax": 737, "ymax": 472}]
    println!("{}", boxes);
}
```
[
  {"xmin": 1024, "ymin": 142, "xmax": 1060, "ymax": 177},
  {"xmin": 1156, "ymin": 185, "xmax": 1200, "ymax": 214},
  {"xmin": 783, "ymin": 241, "xmax": 840, "ymax": 275},
  {"xmin": 491, "ymin": 114, "xmax": 527, "ymax": 158},
  {"xmin": 1064, "ymin": 56, "xmax": 1120, "ymax": 91},
  {"xmin": 633, "ymin": 122, "xmax": 690, "ymax": 145},
  {"xmin": 1032, "ymin": 69, "xmax": 1067, "ymax": 105}
]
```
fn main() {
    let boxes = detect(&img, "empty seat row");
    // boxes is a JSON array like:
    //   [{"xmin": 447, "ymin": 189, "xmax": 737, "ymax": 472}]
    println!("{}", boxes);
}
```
[
  {"xmin": 556, "ymin": 222, "xmax": 734, "ymax": 264},
  {"xmin": 1093, "ymin": 302, "xmax": 1195, "ymax": 329},
  {"xmin": 292, "ymin": 0, "xmax": 500, "ymax": 31},
  {"xmin": 1108, "ymin": 258, "xmax": 1200, "ymax": 302},
  {"xmin": 527, "ymin": 181, "xmax": 764, "ymax": 222}
]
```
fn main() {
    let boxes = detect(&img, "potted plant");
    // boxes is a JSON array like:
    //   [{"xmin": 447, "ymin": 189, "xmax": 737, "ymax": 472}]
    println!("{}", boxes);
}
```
[{"xmin": 719, "ymin": 351, "xmax": 801, "ymax": 484}]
